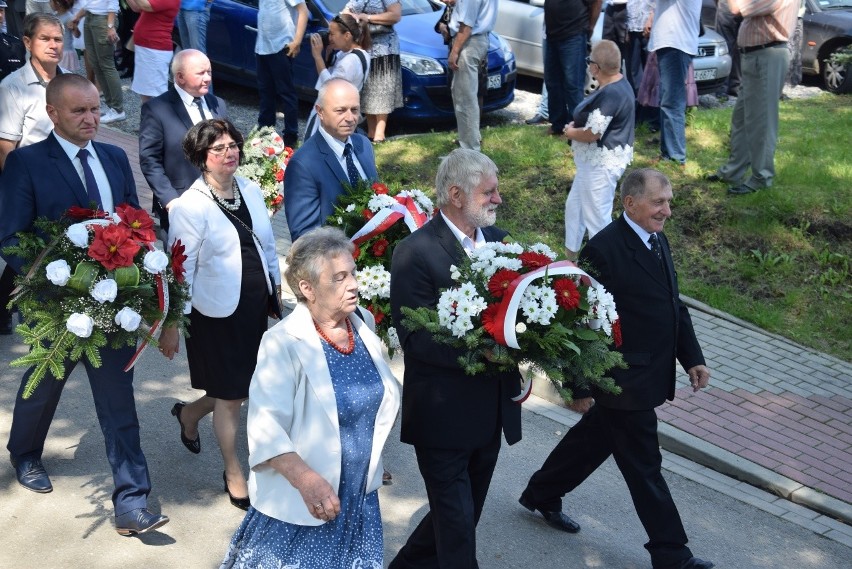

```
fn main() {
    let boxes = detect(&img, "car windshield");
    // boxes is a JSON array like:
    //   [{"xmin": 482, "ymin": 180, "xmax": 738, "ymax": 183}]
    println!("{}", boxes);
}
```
[
  {"xmin": 815, "ymin": 0, "xmax": 852, "ymax": 9},
  {"xmin": 321, "ymin": 0, "xmax": 439, "ymax": 16}
]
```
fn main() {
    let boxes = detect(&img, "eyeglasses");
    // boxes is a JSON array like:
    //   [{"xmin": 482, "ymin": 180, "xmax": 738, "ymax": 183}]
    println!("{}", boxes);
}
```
[
  {"xmin": 333, "ymin": 14, "xmax": 356, "ymax": 36},
  {"xmin": 207, "ymin": 142, "xmax": 242, "ymax": 156},
  {"xmin": 585, "ymin": 56, "xmax": 598, "ymax": 67}
]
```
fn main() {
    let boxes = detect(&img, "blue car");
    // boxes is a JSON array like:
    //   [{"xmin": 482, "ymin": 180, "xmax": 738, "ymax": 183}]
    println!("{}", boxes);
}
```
[{"xmin": 203, "ymin": 0, "xmax": 517, "ymax": 120}]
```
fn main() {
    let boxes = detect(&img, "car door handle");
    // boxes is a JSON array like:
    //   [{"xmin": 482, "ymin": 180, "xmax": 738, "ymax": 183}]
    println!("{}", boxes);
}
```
[{"xmin": 244, "ymin": 25, "xmax": 258, "ymax": 33}]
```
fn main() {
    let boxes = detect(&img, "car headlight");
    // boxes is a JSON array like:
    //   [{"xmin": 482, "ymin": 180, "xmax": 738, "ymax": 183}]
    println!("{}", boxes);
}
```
[
  {"xmin": 716, "ymin": 41, "xmax": 729, "ymax": 57},
  {"xmin": 496, "ymin": 33, "xmax": 513, "ymax": 61},
  {"xmin": 400, "ymin": 53, "xmax": 445, "ymax": 76}
]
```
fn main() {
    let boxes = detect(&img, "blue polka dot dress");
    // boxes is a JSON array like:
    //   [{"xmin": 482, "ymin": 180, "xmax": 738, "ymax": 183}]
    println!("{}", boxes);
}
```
[{"xmin": 220, "ymin": 330, "xmax": 386, "ymax": 569}]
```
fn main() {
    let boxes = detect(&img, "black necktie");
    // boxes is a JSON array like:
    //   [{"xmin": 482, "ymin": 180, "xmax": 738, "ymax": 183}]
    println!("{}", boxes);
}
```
[
  {"xmin": 193, "ymin": 97, "xmax": 207, "ymax": 120},
  {"xmin": 343, "ymin": 142, "xmax": 360, "ymax": 187},
  {"xmin": 648, "ymin": 233, "xmax": 664, "ymax": 269},
  {"xmin": 76, "ymin": 148, "xmax": 103, "ymax": 209}
]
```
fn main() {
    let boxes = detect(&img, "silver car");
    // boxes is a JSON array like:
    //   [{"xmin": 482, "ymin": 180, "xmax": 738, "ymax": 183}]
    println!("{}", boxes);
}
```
[{"xmin": 494, "ymin": 0, "xmax": 732, "ymax": 95}]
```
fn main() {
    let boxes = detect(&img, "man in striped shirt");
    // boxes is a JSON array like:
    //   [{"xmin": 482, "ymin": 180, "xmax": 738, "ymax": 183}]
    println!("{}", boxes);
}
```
[{"xmin": 708, "ymin": 0, "xmax": 798, "ymax": 195}]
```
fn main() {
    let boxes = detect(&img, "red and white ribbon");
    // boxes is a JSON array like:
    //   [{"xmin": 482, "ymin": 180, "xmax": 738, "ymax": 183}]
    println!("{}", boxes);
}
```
[
  {"xmin": 350, "ymin": 195, "xmax": 429, "ymax": 245},
  {"xmin": 123, "ymin": 244, "xmax": 170, "ymax": 372}
]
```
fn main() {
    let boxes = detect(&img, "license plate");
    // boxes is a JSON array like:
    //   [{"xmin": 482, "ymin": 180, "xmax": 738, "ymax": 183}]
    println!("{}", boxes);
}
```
[
  {"xmin": 694, "ymin": 68, "xmax": 717, "ymax": 81},
  {"xmin": 487, "ymin": 74, "xmax": 502, "ymax": 90}
]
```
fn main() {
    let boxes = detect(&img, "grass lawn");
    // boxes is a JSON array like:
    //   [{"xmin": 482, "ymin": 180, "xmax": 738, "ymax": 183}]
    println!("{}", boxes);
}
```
[{"xmin": 373, "ymin": 94, "xmax": 852, "ymax": 361}]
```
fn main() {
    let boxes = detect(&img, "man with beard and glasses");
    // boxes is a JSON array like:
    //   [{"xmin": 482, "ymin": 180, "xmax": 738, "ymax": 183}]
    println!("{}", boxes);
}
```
[{"xmin": 388, "ymin": 148, "xmax": 522, "ymax": 569}]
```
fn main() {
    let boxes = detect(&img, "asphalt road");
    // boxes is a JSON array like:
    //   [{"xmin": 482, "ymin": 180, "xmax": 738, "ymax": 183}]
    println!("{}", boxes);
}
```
[{"xmin": 1, "ymin": 335, "xmax": 850, "ymax": 568}]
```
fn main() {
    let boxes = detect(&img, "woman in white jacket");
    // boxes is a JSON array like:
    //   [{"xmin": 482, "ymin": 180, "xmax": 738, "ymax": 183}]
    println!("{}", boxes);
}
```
[
  {"xmin": 159, "ymin": 119, "xmax": 281, "ymax": 511},
  {"xmin": 220, "ymin": 227, "xmax": 400, "ymax": 569}
]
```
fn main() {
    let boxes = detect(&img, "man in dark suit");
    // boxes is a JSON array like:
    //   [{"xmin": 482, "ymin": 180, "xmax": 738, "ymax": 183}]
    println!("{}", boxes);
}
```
[
  {"xmin": 518, "ymin": 169, "xmax": 713, "ymax": 569},
  {"xmin": 0, "ymin": 74, "xmax": 169, "ymax": 537},
  {"xmin": 139, "ymin": 48, "xmax": 226, "ymax": 234},
  {"xmin": 284, "ymin": 78, "xmax": 377, "ymax": 242},
  {"xmin": 388, "ymin": 149, "xmax": 522, "ymax": 569}
]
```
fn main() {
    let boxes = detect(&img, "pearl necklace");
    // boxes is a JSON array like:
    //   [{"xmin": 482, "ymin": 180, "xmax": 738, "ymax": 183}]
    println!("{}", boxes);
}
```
[
  {"xmin": 313, "ymin": 318, "xmax": 355, "ymax": 355},
  {"xmin": 206, "ymin": 177, "xmax": 241, "ymax": 211}
]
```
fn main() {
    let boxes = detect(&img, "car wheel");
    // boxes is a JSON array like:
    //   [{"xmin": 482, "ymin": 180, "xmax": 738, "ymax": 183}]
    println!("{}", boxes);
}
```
[{"xmin": 823, "ymin": 47, "xmax": 852, "ymax": 94}]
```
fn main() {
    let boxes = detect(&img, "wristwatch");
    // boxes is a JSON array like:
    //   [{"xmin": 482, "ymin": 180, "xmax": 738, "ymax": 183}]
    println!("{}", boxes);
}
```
[{"xmin": 107, "ymin": 24, "xmax": 115, "ymax": 29}]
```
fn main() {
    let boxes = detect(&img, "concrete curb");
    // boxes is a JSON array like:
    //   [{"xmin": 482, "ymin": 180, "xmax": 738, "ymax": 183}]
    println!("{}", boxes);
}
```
[{"xmin": 528, "ymin": 341, "xmax": 852, "ymax": 527}]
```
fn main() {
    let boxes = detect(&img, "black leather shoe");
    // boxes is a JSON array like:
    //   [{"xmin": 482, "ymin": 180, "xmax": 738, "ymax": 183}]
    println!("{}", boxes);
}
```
[
  {"xmin": 11, "ymin": 456, "xmax": 53, "ymax": 493},
  {"xmin": 223, "ymin": 471, "xmax": 250, "ymax": 511},
  {"xmin": 171, "ymin": 402, "xmax": 201, "ymax": 454},
  {"xmin": 518, "ymin": 494, "xmax": 580, "ymax": 533},
  {"xmin": 115, "ymin": 508, "xmax": 170, "ymax": 536},
  {"xmin": 525, "ymin": 113, "xmax": 547, "ymax": 125},
  {"xmin": 679, "ymin": 557, "xmax": 715, "ymax": 569},
  {"xmin": 705, "ymin": 173, "xmax": 724, "ymax": 183},
  {"xmin": 728, "ymin": 184, "xmax": 758, "ymax": 195}
]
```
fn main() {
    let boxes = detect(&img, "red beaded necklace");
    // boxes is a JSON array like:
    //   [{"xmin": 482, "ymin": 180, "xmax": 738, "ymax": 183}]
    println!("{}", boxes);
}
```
[{"xmin": 313, "ymin": 318, "xmax": 355, "ymax": 355}]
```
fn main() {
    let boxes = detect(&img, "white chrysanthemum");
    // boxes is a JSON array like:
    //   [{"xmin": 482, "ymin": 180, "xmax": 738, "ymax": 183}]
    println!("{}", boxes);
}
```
[
  {"xmin": 345, "ymin": 204, "xmax": 356, "ymax": 212},
  {"xmin": 515, "ymin": 322, "xmax": 527, "ymax": 334},
  {"xmin": 45, "ymin": 259, "xmax": 72, "ymax": 286},
  {"xmin": 356, "ymin": 265, "xmax": 390, "ymax": 299},
  {"xmin": 529, "ymin": 242, "xmax": 558, "ymax": 260},
  {"xmin": 449, "ymin": 265, "xmax": 461, "ymax": 281},
  {"xmin": 367, "ymin": 193, "xmax": 397, "ymax": 212}
]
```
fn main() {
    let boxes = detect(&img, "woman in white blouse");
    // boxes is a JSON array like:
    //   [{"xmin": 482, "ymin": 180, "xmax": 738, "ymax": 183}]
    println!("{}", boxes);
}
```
[{"xmin": 304, "ymin": 13, "xmax": 371, "ymax": 137}]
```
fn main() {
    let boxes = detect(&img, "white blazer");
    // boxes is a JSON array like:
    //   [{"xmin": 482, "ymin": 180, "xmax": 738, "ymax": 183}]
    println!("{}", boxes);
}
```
[
  {"xmin": 247, "ymin": 303, "xmax": 401, "ymax": 525},
  {"xmin": 167, "ymin": 177, "xmax": 280, "ymax": 317}
]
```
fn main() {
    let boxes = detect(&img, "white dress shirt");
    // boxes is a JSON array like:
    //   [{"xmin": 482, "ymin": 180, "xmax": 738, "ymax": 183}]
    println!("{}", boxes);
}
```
[
  {"xmin": 318, "ymin": 126, "xmax": 367, "ymax": 180},
  {"xmin": 441, "ymin": 211, "xmax": 486, "ymax": 255},
  {"xmin": 174, "ymin": 83, "xmax": 211, "ymax": 124},
  {"xmin": 53, "ymin": 132, "xmax": 115, "ymax": 213}
]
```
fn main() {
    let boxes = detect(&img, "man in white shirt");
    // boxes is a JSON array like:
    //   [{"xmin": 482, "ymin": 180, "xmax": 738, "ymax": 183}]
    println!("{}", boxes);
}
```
[
  {"xmin": 447, "ymin": 0, "xmax": 496, "ymax": 151},
  {"xmin": 139, "ymin": 49, "xmax": 228, "ymax": 233},
  {"xmin": 255, "ymin": 0, "xmax": 308, "ymax": 148}
]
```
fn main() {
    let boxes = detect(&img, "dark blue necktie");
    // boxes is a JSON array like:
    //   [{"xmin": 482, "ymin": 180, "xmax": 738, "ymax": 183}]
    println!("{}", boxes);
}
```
[
  {"xmin": 193, "ymin": 97, "xmax": 208, "ymax": 120},
  {"xmin": 76, "ymin": 148, "xmax": 103, "ymax": 209},
  {"xmin": 343, "ymin": 142, "xmax": 360, "ymax": 187},
  {"xmin": 649, "ymin": 233, "xmax": 664, "ymax": 270}
]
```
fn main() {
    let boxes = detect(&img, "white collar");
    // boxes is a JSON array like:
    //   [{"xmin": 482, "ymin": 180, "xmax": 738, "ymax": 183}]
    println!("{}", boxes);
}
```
[
  {"xmin": 318, "ymin": 125, "xmax": 350, "ymax": 157},
  {"xmin": 623, "ymin": 213, "xmax": 654, "ymax": 249},
  {"xmin": 441, "ymin": 211, "xmax": 485, "ymax": 252},
  {"xmin": 53, "ymin": 131, "xmax": 96, "ymax": 162}
]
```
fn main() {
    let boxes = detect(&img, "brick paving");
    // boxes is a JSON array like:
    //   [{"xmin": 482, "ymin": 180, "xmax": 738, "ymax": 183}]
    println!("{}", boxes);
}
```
[{"xmin": 97, "ymin": 125, "xmax": 852, "ymax": 513}]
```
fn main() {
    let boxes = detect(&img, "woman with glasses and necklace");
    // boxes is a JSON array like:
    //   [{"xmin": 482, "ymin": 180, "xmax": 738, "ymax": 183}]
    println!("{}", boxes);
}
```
[
  {"xmin": 304, "ymin": 13, "xmax": 372, "ymax": 138},
  {"xmin": 159, "ymin": 118, "xmax": 281, "ymax": 511}
]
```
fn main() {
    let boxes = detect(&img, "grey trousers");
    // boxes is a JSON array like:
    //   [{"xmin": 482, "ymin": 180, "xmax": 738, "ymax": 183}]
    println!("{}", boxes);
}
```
[
  {"xmin": 718, "ymin": 44, "xmax": 789, "ymax": 189},
  {"xmin": 451, "ymin": 32, "xmax": 488, "ymax": 151},
  {"xmin": 84, "ymin": 13, "xmax": 124, "ymax": 113}
]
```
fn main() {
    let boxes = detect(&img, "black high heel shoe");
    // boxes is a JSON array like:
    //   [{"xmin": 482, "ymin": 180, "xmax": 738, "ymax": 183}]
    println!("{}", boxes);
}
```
[
  {"xmin": 171, "ymin": 402, "xmax": 201, "ymax": 454},
  {"xmin": 223, "ymin": 471, "xmax": 250, "ymax": 511}
]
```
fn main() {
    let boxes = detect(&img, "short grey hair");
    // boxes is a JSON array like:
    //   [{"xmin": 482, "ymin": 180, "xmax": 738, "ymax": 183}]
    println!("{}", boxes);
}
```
[
  {"xmin": 434, "ymin": 149, "xmax": 498, "ymax": 208},
  {"xmin": 285, "ymin": 227, "xmax": 355, "ymax": 302},
  {"xmin": 171, "ymin": 49, "xmax": 207, "ymax": 77},
  {"xmin": 317, "ymin": 77, "xmax": 359, "ymax": 109},
  {"xmin": 620, "ymin": 168, "xmax": 671, "ymax": 200}
]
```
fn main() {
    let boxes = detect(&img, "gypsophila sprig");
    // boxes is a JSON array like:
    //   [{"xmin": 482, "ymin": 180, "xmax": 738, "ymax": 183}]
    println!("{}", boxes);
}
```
[
  {"xmin": 5, "ymin": 205, "xmax": 191, "ymax": 397},
  {"xmin": 237, "ymin": 126, "xmax": 292, "ymax": 216},
  {"xmin": 326, "ymin": 179, "xmax": 433, "ymax": 355},
  {"xmin": 400, "ymin": 241, "xmax": 625, "ymax": 403}
]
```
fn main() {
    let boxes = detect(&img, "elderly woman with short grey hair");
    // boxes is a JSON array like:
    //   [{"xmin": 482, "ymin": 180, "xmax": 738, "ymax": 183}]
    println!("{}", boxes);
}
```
[{"xmin": 220, "ymin": 226, "xmax": 400, "ymax": 569}]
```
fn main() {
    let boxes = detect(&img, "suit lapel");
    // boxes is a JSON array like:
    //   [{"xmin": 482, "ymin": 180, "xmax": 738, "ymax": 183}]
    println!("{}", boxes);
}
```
[
  {"xmin": 47, "ymin": 134, "xmax": 89, "ymax": 206},
  {"xmin": 430, "ymin": 214, "xmax": 466, "ymax": 267},
  {"xmin": 169, "ymin": 87, "xmax": 195, "ymax": 130},
  {"xmin": 352, "ymin": 135, "xmax": 377, "ymax": 180},
  {"xmin": 316, "ymin": 134, "xmax": 348, "ymax": 181},
  {"xmin": 618, "ymin": 216, "xmax": 670, "ymax": 289},
  {"xmin": 204, "ymin": 94, "xmax": 223, "ymax": 118},
  {"xmin": 92, "ymin": 142, "xmax": 127, "ymax": 207}
]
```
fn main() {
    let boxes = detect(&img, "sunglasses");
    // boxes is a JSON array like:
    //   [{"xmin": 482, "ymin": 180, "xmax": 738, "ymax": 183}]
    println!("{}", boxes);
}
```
[{"xmin": 333, "ymin": 14, "xmax": 356, "ymax": 36}]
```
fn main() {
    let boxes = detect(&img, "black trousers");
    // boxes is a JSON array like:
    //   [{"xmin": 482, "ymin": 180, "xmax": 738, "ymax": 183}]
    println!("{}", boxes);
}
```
[
  {"xmin": 521, "ymin": 405, "xmax": 693, "ymax": 569},
  {"xmin": 0, "ymin": 264, "xmax": 16, "ymax": 321},
  {"xmin": 389, "ymin": 429, "xmax": 502, "ymax": 569}
]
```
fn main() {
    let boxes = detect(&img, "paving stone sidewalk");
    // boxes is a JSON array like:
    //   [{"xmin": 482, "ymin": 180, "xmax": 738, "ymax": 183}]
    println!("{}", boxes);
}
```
[{"xmin": 97, "ymin": 126, "xmax": 852, "ymax": 520}]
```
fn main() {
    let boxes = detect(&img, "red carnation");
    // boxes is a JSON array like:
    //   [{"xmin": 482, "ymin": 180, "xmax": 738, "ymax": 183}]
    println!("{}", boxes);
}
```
[
  {"xmin": 372, "ymin": 182, "xmax": 390, "ymax": 195},
  {"xmin": 116, "ymin": 204, "xmax": 156, "ymax": 243},
  {"xmin": 612, "ymin": 318, "xmax": 622, "ymax": 347},
  {"xmin": 362, "ymin": 209, "xmax": 374, "ymax": 220},
  {"xmin": 553, "ymin": 278, "xmax": 580, "ymax": 310},
  {"xmin": 371, "ymin": 238, "xmax": 389, "ymax": 257},
  {"xmin": 65, "ymin": 206, "xmax": 108, "ymax": 221},
  {"xmin": 368, "ymin": 304, "xmax": 385, "ymax": 325},
  {"xmin": 170, "ymin": 239, "xmax": 188, "ymax": 284},
  {"xmin": 519, "ymin": 251, "xmax": 552, "ymax": 269},
  {"xmin": 275, "ymin": 167, "xmax": 284, "ymax": 182},
  {"xmin": 481, "ymin": 303, "xmax": 501, "ymax": 340},
  {"xmin": 271, "ymin": 194, "xmax": 283, "ymax": 206},
  {"xmin": 487, "ymin": 269, "xmax": 520, "ymax": 298},
  {"xmin": 88, "ymin": 224, "xmax": 140, "ymax": 270},
  {"xmin": 284, "ymin": 147, "xmax": 293, "ymax": 159}
]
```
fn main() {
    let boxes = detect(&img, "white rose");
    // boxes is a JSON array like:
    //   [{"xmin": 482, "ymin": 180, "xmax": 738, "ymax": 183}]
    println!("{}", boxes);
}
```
[
  {"xmin": 66, "ymin": 223, "xmax": 90, "ymax": 248},
  {"xmin": 115, "ymin": 307, "xmax": 142, "ymax": 331},
  {"xmin": 143, "ymin": 250, "xmax": 169, "ymax": 274},
  {"xmin": 91, "ymin": 279, "xmax": 118, "ymax": 303},
  {"xmin": 45, "ymin": 259, "xmax": 72, "ymax": 286},
  {"xmin": 66, "ymin": 313, "xmax": 94, "ymax": 338},
  {"xmin": 515, "ymin": 322, "xmax": 527, "ymax": 334}
]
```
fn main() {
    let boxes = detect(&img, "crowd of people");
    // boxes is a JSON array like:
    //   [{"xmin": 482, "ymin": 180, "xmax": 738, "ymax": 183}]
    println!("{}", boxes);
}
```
[{"xmin": 0, "ymin": 1, "xmax": 804, "ymax": 567}]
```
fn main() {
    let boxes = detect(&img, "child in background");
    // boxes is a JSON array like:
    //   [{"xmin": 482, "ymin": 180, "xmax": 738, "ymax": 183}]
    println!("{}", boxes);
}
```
[{"xmin": 50, "ymin": 0, "xmax": 81, "ymax": 72}]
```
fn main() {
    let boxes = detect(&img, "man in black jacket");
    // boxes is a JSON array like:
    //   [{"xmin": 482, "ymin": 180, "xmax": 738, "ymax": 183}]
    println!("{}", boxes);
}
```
[
  {"xmin": 389, "ymin": 149, "xmax": 522, "ymax": 569},
  {"xmin": 519, "ymin": 169, "xmax": 714, "ymax": 569}
]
